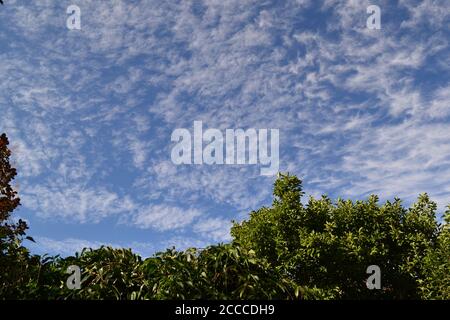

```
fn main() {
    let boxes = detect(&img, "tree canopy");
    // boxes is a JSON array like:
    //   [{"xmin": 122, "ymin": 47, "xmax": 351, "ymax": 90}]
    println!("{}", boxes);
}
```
[{"xmin": 231, "ymin": 173, "xmax": 449, "ymax": 299}]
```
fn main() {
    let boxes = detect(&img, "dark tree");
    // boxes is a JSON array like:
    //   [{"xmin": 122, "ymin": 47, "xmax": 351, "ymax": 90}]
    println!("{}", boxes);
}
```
[
  {"xmin": 0, "ymin": 133, "xmax": 27, "ymax": 245},
  {"xmin": 0, "ymin": 133, "xmax": 34, "ymax": 299}
]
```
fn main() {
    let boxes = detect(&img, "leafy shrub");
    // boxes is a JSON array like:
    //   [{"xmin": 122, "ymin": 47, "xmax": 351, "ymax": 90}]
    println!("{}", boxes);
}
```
[
  {"xmin": 56, "ymin": 247, "xmax": 145, "ymax": 300},
  {"xmin": 142, "ymin": 244, "xmax": 306, "ymax": 299}
]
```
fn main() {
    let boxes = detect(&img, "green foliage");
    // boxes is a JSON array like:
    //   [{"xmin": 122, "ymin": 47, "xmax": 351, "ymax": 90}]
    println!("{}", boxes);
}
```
[
  {"xmin": 3, "ymin": 247, "xmax": 146, "ymax": 300},
  {"xmin": 418, "ymin": 206, "xmax": 450, "ymax": 299},
  {"xmin": 142, "ymin": 244, "xmax": 304, "ymax": 299},
  {"xmin": 231, "ymin": 173, "xmax": 448, "ymax": 299},
  {"xmin": 61, "ymin": 247, "xmax": 145, "ymax": 300},
  {"xmin": 3, "ymin": 244, "xmax": 309, "ymax": 300}
]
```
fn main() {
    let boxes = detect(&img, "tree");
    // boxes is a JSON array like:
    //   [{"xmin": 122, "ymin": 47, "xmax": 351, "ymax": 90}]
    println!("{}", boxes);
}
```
[
  {"xmin": 0, "ymin": 133, "xmax": 35, "ymax": 298},
  {"xmin": 231, "ymin": 173, "xmax": 446, "ymax": 299},
  {"xmin": 0, "ymin": 133, "xmax": 27, "ymax": 246},
  {"xmin": 19, "ymin": 244, "xmax": 313, "ymax": 300},
  {"xmin": 418, "ymin": 206, "xmax": 450, "ymax": 299},
  {"xmin": 142, "ymin": 244, "xmax": 308, "ymax": 300}
]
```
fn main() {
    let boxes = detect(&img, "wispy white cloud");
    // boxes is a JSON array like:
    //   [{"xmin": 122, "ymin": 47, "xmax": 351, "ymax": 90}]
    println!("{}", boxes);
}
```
[
  {"xmin": 194, "ymin": 217, "xmax": 233, "ymax": 242},
  {"xmin": 132, "ymin": 205, "xmax": 202, "ymax": 231},
  {"xmin": 22, "ymin": 185, "xmax": 136, "ymax": 223},
  {"xmin": 27, "ymin": 236, "xmax": 158, "ymax": 257},
  {"xmin": 27, "ymin": 236, "xmax": 120, "ymax": 257}
]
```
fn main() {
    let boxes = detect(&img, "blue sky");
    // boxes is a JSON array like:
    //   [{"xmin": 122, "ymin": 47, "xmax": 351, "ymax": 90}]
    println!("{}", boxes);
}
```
[{"xmin": 0, "ymin": 0, "xmax": 449, "ymax": 257}]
